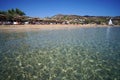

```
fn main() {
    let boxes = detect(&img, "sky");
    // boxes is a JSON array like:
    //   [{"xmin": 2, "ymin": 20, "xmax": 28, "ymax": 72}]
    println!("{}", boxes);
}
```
[{"xmin": 0, "ymin": 0, "xmax": 120, "ymax": 17}]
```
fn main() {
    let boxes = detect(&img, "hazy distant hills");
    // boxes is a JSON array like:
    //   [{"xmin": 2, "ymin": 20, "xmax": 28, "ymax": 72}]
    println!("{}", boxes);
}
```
[
  {"xmin": 51, "ymin": 14, "xmax": 120, "ymax": 20},
  {"xmin": 50, "ymin": 14, "xmax": 120, "ymax": 25}
]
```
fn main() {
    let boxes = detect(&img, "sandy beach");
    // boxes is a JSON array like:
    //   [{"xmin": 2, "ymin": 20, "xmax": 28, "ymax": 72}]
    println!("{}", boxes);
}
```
[{"xmin": 0, "ymin": 24, "xmax": 119, "ymax": 32}]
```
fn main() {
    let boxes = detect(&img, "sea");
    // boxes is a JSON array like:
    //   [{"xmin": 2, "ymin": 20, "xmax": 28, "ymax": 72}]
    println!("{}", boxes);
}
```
[{"xmin": 0, "ymin": 27, "xmax": 120, "ymax": 80}]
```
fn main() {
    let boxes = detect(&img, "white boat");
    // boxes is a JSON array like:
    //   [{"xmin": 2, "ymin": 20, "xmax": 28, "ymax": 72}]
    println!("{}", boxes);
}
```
[{"xmin": 108, "ymin": 19, "xmax": 113, "ymax": 26}]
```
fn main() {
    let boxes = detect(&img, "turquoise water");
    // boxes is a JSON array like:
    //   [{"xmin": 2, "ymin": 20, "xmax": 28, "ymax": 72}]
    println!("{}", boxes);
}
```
[{"xmin": 0, "ymin": 27, "xmax": 120, "ymax": 80}]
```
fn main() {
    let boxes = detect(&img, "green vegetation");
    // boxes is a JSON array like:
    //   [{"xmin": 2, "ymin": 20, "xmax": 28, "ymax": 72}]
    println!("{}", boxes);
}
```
[
  {"xmin": 0, "ymin": 8, "xmax": 25, "ymax": 21},
  {"xmin": 0, "ymin": 8, "xmax": 25, "ymax": 16}
]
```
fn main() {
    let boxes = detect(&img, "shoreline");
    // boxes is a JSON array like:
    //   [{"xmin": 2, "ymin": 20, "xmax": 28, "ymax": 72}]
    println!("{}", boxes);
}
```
[{"xmin": 0, "ymin": 24, "xmax": 119, "ymax": 32}]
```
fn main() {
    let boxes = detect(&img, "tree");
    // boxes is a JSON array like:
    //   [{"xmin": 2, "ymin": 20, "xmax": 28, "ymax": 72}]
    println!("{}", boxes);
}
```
[
  {"xmin": 7, "ymin": 8, "xmax": 25, "ymax": 16},
  {"xmin": 0, "ymin": 8, "xmax": 26, "ymax": 21},
  {"xmin": 0, "ymin": 11, "xmax": 7, "ymax": 15},
  {"xmin": 15, "ymin": 8, "xmax": 25, "ymax": 16}
]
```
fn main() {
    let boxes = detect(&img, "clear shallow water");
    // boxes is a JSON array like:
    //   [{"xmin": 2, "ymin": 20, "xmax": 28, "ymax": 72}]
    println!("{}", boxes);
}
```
[{"xmin": 0, "ymin": 27, "xmax": 120, "ymax": 80}]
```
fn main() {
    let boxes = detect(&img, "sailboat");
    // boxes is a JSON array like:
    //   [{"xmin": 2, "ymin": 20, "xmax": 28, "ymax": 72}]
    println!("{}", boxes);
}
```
[{"xmin": 108, "ymin": 19, "xmax": 113, "ymax": 26}]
